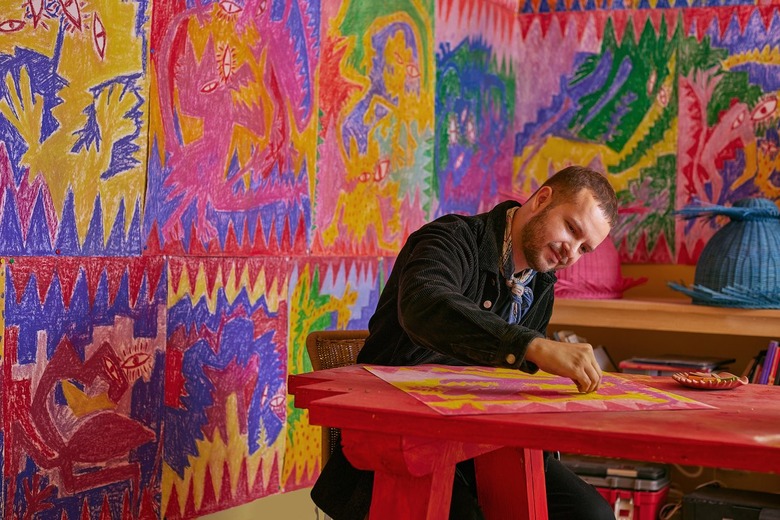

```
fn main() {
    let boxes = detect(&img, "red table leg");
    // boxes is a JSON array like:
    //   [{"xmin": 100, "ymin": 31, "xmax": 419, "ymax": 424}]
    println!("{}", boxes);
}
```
[
  {"xmin": 369, "ymin": 463, "xmax": 454, "ymax": 519},
  {"xmin": 474, "ymin": 447, "xmax": 548, "ymax": 520},
  {"xmin": 342, "ymin": 429, "xmax": 500, "ymax": 520}
]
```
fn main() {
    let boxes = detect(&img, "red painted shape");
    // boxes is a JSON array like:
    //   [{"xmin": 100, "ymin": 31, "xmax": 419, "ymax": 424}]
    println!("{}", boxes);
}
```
[
  {"xmin": 139, "ymin": 489, "xmax": 158, "ymax": 520},
  {"xmin": 610, "ymin": 9, "xmax": 632, "ymax": 43},
  {"xmin": 291, "ymin": 365, "xmax": 780, "ymax": 519},
  {"xmin": 235, "ymin": 458, "xmax": 250, "ymax": 500},
  {"xmin": 537, "ymin": 13, "xmax": 553, "ymax": 38},
  {"xmin": 164, "ymin": 347, "xmax": 185, "ymax": 408},
  {"xmin": 168, "ymin": 257, "xmax": 184, "ymax": 294},
  {"xmin": 223, "ymin": 222, "xmax": 240, "ymax": 254},
  {"xmin": 202, "ymin": 258, "xmax": 220, "ymax": 296},
  {"xmin": 200, "ymin": 464, "xmax": 218, "ymax": 512},
  {"xmin": 146, "ymin": 257, "xmax": 165, "ymax": 300},
  {"xmin": 476, "ymin": 448, "xmax": 547, "ymax": 519},
  {"xmin": 99, "ymin": 494, "xmax": 112, "ymax": 520},
  {"xmin": 183, "ymin": 477, "xmax": 197, "ymax": 518},
  {"xmin": 165, "ymin": 483, "xmax": 181, "ymax": 519},
  {"xmin": 127, "ymin": 260, "xmax": 148, "ymax": 307},
  {"xmin": 267, "ymin": 453, "xmax": 281, "ymax": 494},
  {"xmin": 121, "ymin": 489, "xmax": 132, "ymax": 520},
  {"xmin": 203, "ymin": 354, "xmax": 260, "ymax": 439},
  {"xmin": 104, "ymin": 260, "xmax": 126, "ymax": 305},
  {"xmin": 184, "ymin": 258, "xmax": 202, "ymax": 293},
  {"xmin": 187, "ymin": 224, "xmax": 207, "ymax": 256},
  {"xmin": 82, "ymin": 260, "xmax": 104, "ymax": 306},
  {"xmin": 144, "ymin": 221, "xmax": 162, "ymax": 255},
  {"xmin": 56, "ymin": 261, "xmax": 79, "ymax": 307},
  {"xmin": 758, "ymin": 5, "xmax": 777, "ymax": 32},
  {"xmin": 219, "ymin": 461, "xmax": 233, "ymax": 504},
  {"xmin": 79, "ymin": 498, "xmax": 90, "ymax": 520}
]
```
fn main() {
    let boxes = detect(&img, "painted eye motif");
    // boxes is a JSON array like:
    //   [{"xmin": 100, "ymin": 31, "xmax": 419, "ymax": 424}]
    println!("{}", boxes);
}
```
[
  {"xmin": 656, "ymin": 86, "xmax": 669, "ymax": 108},
  {"xmin": 358, "ymin": 171, "xmax": 372, "ymax": 183},
  {"xmin": 0, "ymin": 19, "xmax": 25, "ymax": 32},
  {"xmin": 374, "ymin": 160, "xmax": 390, "ymax": 182},
  {"xmin": 121, "ymin": 352, "xmax": 151, "ymax": 371},
  {"xmin": 59, "ymin": 0, "xmax": 83, "ymax": 30},
  {"xmin": 200, "ymin": 80, "xmax": 220, "ymax": 93},
  {"xmin": 406, "ymin": 63, "xmax": 420, "ymax": 79},
  {"xmin": 646, "ymin": 70, "xmax": 657, "ymax": 96},
  {"xmin": 751, "ymin": 96, "xmax": 777, "ymax": 123},
  {"xmin": 93, "ymin": 13, "xmax": 106, "ymax": 59},
  {"xmin": 219, "ymin": 1, "xmax": 243, "ymax": 14},
  {"xmin": 465, "ymin": 119, "xmax": 476, "ymax": 143},
  {"xmin": 30, "ymin": 0, "xmax": 44, "ymax": 24},
  {"xmin": 103, "ymin": 356, "xmax": 122, "ymax": 382},
  {"xmin": 220, "ymin": 47, "xmax": 234, "ymax": 81},
  {"xmin": 731, "ymin": 110, "xmax": 746, "ymax": 130},
  {"xmin": 394, "ymin": 52, "xmax": 405, "ymax": 65}
]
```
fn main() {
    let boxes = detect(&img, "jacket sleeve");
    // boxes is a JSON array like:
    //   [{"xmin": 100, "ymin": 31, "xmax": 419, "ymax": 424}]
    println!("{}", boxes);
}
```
[{"xmin": 396, "ymin": 218, "xmax": 545, "ymax": 369}]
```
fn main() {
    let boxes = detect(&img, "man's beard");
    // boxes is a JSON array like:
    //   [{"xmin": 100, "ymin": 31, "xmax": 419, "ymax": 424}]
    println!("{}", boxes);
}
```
[{"xmin": 520, "ymin": 206, "xmax": 556, "ymax": 273}]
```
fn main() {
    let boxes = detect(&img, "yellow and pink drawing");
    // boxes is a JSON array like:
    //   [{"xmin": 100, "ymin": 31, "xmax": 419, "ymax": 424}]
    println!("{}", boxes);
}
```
[{"xmin": 366, "ymin": 365, "xmax": 713, "ymax": 415}]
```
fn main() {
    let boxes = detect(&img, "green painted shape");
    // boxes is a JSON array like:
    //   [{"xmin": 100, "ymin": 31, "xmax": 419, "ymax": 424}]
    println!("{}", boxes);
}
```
[{"xmin": 339, "ymin": 0, "xmax": 433, "ymax": 86}]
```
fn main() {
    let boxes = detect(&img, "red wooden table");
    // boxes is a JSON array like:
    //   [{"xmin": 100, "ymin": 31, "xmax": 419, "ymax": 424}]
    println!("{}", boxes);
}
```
[{"xmin": 289, "ymin": 365, "xmax": 780, "ymax": 520}]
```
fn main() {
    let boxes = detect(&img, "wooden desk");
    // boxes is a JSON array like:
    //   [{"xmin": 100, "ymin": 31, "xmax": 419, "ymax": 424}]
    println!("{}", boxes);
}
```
[{"xmin": 289, "ymin": 365, "xmax": 780, "ymax": 520}]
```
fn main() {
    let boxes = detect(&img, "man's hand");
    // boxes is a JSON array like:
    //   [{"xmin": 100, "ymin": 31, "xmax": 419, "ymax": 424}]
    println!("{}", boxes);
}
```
[{"xmin": 524, "ymin": 337, "xmax": 602, "ymax": 393}]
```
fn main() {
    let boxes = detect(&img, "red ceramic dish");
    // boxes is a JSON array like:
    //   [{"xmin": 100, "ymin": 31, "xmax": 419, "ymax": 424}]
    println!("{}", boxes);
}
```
[{"xmin": 672, "ymin": 371, "xmax": 749, "ymax": 390}]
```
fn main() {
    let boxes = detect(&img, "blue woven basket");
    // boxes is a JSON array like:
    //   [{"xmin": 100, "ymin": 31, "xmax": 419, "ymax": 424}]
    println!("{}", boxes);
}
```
[{"xmin": 668, "ymin": 198, "xmax": 780, "ymax": 308}]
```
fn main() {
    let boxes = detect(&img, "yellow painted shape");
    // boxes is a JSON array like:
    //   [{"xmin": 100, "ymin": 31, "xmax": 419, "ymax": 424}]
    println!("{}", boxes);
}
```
[
  {"xmin": 514, "ymin": 56, "xmax": 678, "ymax": 195},
  {"xmin": 60, "ymin": 380, "xmax": 116, "ymax": 416},
  {"xmin": 161, "ymin": 393, "xmax": 283, "ymax": 514},
  {"xmin": 0, "ymin": 0, "xmax": 148, "ymax": 241},
  {"xmin": 722, "ymin": 45, "xmax": 780, "ymax": 70},
  {"xmin": 167, "ymin": 262, "xmax": 287, "ymax": 313}
]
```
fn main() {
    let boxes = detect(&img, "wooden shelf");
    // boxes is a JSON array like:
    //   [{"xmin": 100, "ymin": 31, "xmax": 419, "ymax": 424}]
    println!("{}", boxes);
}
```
[{"xmin": 549, "ymin": 298, "xmax": 780, "ymax": 337}]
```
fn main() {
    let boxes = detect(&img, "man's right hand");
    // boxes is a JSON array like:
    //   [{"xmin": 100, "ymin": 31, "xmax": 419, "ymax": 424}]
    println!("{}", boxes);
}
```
[{"xmin": 524, "ymin": 337, "xmax": 602, "ymax": 393}]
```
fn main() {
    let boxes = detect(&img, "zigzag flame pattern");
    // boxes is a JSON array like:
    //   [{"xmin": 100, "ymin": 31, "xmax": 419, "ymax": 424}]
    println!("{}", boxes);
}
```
[
  {"xmin": 0, "ymin": 143, "xmax": 142, "ymax": 256},
  {"xmin": 517, "ymin": 0, "xmax": 761, "ymax": 14},
  {"xmin": 162, "ymin": 396, "xmax": 283, "ymax": 519},
  {"xmin": 167, "ymin": 257, "xmax": 287, "ymax": 313},
  {"xmin": 515, "ymin": 5, "xmax": 779, "ymax": 43},
  {"xmin": 7, "ymin": 257, "xmax": 165, "ymax": 308}
]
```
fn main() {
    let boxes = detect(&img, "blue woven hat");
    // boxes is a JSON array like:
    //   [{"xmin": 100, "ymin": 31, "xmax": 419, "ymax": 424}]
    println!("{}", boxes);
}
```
[{"xmin": 668, "ymin": 198, "xmax": 780, "ymax": 308}]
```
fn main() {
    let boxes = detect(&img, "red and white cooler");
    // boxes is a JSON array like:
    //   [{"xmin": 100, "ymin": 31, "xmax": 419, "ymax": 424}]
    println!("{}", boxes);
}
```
[{"xmin": 561, "ymin": 454, "xmax": 670, "ymax": 520}]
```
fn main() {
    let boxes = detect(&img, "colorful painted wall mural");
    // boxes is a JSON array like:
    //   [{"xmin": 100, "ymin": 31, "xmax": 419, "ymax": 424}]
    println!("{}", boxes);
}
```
[
  {"xmin": 435, "ymin": 0, "xmax": 518, "ymax": 216},
  {"xmin": 0, "ymin": 0, "xmax": 779, "ymax": 517},
  {"xmin": 145, "ymin": 0, "xmax": 318, "ymax": 256},
  {"xmin": 3, "ymin": 257, "xmax": 165, "ymax": 518},
  {"xmin": 161, "ymin": 257, "xmax": 287, "ymax": 517},
  {"xmin": 314, "ymin": 0, "xmax": 435, "ymax": 255},
  {"xmin": 512, "ymin": 4, "xmax": 780, "ymax": 263},
  {"xmin": 0, "ymin": 0, "xmax": 149, "ymax": 256}
]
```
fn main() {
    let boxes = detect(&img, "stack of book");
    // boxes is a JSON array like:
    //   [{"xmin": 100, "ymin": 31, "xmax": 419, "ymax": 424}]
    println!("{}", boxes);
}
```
[
  {"xmin": 618, "ymin": 354, "xmax": 735, "ymax": 377},
  {"xmin": 743, "ymin": 340, "xmax": 780, "ymax": 385}
]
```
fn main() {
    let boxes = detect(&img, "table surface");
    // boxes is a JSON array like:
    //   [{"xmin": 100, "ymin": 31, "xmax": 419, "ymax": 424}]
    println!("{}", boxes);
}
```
[{"xmin": 289, "ymin": 364, "xmax": 780, "ymax": 474}]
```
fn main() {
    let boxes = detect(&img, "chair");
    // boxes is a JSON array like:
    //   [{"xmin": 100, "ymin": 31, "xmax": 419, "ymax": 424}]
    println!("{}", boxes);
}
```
[{"xmin": 305, "ymin": 329, "xmax": 369, "ymax": 464}]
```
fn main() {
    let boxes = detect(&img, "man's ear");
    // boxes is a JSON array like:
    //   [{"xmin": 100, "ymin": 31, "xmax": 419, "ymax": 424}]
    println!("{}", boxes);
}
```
[{"xmin": 531, "ymin": 186, "xmax": 553, "ymax": 212}]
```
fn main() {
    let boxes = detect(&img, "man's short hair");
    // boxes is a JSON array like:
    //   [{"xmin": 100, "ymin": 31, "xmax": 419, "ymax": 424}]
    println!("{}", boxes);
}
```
[{"xmin": 541, "ymin": 166, "xmax": 618, "ymax": 227}]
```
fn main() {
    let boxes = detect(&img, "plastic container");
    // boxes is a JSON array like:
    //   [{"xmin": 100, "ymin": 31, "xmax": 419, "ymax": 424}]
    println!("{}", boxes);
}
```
[{"xmin": 561, "ymin": 454, "xmax": 670, "ymax": 520}]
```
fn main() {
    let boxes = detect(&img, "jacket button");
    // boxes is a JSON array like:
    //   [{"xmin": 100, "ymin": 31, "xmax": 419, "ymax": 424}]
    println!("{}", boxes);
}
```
[
  {"xmin": 483, "ymin": 300, "xmax": 492, "ymax": 309},
  {"xmin": 506, "ymin": 353, "xmax": 517, "ymax": 364}
]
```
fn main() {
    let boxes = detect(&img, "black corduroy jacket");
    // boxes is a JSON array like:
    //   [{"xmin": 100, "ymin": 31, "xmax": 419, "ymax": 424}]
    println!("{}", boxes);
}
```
[{"xmin": 358, "ymin": 200, "xmax": 557, "ymax": 370}]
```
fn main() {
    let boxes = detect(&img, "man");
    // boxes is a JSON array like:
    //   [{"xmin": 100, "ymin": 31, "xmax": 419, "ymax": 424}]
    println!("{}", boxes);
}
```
[{"xmin": 312, "ymin": 165, "xmax": 618, "ymax": 520}]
